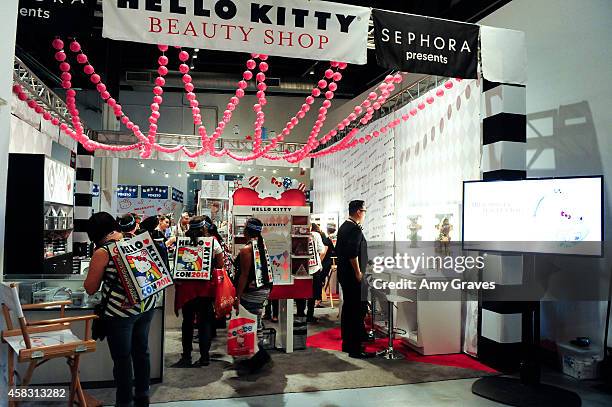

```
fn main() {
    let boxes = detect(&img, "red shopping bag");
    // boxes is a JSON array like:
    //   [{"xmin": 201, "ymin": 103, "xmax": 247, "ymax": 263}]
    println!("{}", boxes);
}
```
[
  {"xmin": 214, "ymin": 268, "xmax": 235, "ymax": 319},
  {"xmin": 227, "ymin": 305, "xmax": 258, "ymax": 357}
]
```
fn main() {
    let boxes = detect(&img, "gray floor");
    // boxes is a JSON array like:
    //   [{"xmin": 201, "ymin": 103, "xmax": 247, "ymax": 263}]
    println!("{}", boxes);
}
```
[{"xmin": 150, "ymin": 372, "xmax": 612, "ymax": 407}]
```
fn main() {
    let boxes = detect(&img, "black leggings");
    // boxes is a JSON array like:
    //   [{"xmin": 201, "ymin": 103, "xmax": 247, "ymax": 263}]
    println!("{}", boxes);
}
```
[{"xmin": 181, "ymin": 297, "xmax": 214, "ymax": 359}]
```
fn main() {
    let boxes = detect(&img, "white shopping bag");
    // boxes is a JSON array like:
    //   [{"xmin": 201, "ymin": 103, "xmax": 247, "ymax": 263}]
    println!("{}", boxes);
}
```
[{"xmin": 227, "ymin": 305, "xmax": 259, "ymax": 357}]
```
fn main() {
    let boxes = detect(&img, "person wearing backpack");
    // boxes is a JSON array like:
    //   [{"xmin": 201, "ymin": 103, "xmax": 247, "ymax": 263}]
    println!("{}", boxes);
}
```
[
  {"xmin": 84, "ymin": 212, "xmax": 158, "ymax": 407},
  {"xmin": 232, "ymin": 218, "xmax": 273, "ymax": 374}
]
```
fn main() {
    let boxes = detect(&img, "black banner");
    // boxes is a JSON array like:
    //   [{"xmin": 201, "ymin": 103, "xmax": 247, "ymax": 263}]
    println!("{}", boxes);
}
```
[
  {"xmin": 372, "ymin": 9, "xmax": 479, "ymax": 79},
  {"xmin": 17, "ymin": 0, "xmax": 97, "ymax": 36}
]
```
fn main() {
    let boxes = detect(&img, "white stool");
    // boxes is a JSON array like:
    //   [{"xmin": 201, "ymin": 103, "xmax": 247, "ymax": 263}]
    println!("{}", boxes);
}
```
[{"xmin": 377, "ymin": 294, "xmax": 412, "ymax": 360}]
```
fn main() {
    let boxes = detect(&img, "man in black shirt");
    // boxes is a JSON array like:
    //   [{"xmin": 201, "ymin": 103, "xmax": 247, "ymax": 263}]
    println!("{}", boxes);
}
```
[{"xmin": 336, "ymin": 200, "xmax": 373, "ymax": 358}]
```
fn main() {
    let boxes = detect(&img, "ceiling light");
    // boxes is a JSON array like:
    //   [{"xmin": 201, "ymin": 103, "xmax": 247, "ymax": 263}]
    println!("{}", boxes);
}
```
[
  {"xmin": 164, "ymin": 172, "xmax": 169, "ymax": 178},
  {"xmin": 309, "ymin": 70, "xmax": 315, "ymax": 75},
  {"xmin": 190, "ymin": 65, "xmax": 195, "ymax": 70},
  {"xmin": 140, "ymin": 162, "xmax": 145, "ymax": 168},
  {"xmin": 195, "ymin": 48, "xmax": 200, "ymax": 52},
  {"xmin": 247, "ymin": 168, "xmax": 251, "ymax": 172},
  {"xmin": 272, "ymin": 170, "xmax": 277, "ymax": 174},
  {"xmin": 178, "ymin": 173, "xmax": 182, "ymax": 178},
  {"xmin": 186, "ymin": 173, "xmax": 190, "ymax": 177},
  {"xmin": 262, "ymin": 168, "xmax": 267, "ymax": 172},
  {"xmin": 192, "ymin": 54, "xmax": 198, "ymax": 59},
  {"xmin": 289, "ymin": 168, "xmax": 294, "ymax": 172},
  {"xmin": 150, "ymin": 168, "xmax": 155, "ymax": 174}
]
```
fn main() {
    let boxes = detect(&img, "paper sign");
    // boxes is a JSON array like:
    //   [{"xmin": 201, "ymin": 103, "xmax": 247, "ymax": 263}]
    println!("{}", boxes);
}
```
[
  {"xmin": 173, "ymin": 237, "xmax": 214, "ymax": 280},
  {"xmin": 114, "ymin": 232, "xmax": 173, "ymax": 302}
]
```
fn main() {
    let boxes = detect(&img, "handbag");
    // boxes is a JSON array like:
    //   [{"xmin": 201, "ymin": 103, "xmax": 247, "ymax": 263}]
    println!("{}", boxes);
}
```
[
  {"xmin": 91, "ymin": 288, "xmax": 111, "ymax": 341},
  {"xmin": 214, "ymin": 268, "xmax": 236, "ymax": 319}
]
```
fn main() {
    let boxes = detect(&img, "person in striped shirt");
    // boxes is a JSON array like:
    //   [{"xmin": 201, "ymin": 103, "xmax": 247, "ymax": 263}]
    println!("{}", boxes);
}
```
[{"xmin": 85, "ymin": 212, "xmax": 157, "ymax": 407}]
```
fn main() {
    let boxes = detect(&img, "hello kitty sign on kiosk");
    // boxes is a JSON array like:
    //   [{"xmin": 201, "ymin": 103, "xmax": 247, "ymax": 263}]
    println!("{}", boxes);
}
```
[{"xmin": 173, "ymin": 237, "xmax": 214, "ymax": 280}]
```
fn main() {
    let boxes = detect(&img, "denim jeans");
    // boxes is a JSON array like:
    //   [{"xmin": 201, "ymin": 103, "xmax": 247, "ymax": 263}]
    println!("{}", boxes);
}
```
[{"xmin": 105, "ymin": 309, "xmax": 155, "ymax": 407}]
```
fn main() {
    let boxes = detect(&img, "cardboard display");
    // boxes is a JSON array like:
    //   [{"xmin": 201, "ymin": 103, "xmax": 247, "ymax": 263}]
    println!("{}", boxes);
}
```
[{"xmin": 173, "ymin": 237, "xmax": 214, "ymax": 280}]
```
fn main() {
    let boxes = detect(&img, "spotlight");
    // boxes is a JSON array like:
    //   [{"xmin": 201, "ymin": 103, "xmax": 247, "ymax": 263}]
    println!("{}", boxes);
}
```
[
  {"xmin": 309, "ymin": 70, "xmax": 315, "ymax": 75},
  {"xmin": 190, "ymin": 65, "xmax": 195, "ymax": 69},
  {"xmin": 262, "ymin": 168, "xmax": 267, "ymax": 172},
  {"xmin": 247, "ymin": 168, "xmax": 252, "ymax": 172},
  {"xmin": 195, "ymin": 48, "xmax": 200, "ymax": 52},
  {"xmin": 150, "ymin": 168, "xmax": 155, "ymax": 174},
  {"xmin": 272, "ymin": 170, "xmax": 277, "ymax": 174},
  {"xmin": 193, "ymin": 54, "xmax": 198, "ymax": 59},
  {"xmin": 140, "ymin": 162, "xmax": 145, "ymax": 168},
  {"xmin": 164, "ymin": 172, "xmax": 169, "ymax": 178},
  {"xmin": 289, "ymin": 168, "xmax": 294, "ymax": 172}
]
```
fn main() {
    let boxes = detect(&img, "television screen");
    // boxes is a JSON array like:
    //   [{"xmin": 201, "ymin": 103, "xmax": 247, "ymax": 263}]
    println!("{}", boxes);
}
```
[{"xmin": 462, "ymin": 176, "xmax": 603, "ymax": 256}]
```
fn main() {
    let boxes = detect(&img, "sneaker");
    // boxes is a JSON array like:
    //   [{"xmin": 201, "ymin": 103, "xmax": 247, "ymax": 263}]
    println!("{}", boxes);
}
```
[{"xmin": 170, "ymin": 357, "xmax": 193, "ymax": 368}]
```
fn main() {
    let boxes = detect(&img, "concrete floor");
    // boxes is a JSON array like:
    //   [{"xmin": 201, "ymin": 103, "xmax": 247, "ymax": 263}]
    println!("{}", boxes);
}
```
[{"xmin": 152, "ymin": 372, "xmax": 612, "ymax": 407}]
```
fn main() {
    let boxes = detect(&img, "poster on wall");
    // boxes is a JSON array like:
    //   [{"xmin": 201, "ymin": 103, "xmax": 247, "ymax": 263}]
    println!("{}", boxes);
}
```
[
  {"xmin": 372, "ymin": 9, "xmax": 479, "ymax": 78},
  {"xmin": 102, "ymin": 0, "xmax": 370, "ymax": 64},
  {"xmin": 201, "ymin": 180, "xmax": 229, "ymax": 199},
  {"xmin": 44, "ymin": 158, "xmax": 75, "ymax": 206},
  {"xmin": 260, "ymin": 214, "xmax": 292, "ymax": 285},
  {"xmin": 112, "ymin": 232, "xmax": 173, "ymax": 303},
  {"xmin": 173, "ymin": 237, "xmax": 214, "ymax": 280},
  {"xmin": 118, "ymin": 197, "xmax": 178, "ymax": 217}
]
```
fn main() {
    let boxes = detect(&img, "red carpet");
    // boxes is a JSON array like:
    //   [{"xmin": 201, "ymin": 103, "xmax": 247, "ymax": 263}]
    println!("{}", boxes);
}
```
[{"xmin": 307, "ymin": 327, "xmax": 497, "ymax": 373}]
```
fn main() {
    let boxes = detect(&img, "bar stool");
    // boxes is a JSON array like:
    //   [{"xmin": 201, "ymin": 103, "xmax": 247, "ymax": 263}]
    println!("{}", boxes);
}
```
[{"xmin": 377, "ymin": 294, "xmax": 412, "ymax": 360}]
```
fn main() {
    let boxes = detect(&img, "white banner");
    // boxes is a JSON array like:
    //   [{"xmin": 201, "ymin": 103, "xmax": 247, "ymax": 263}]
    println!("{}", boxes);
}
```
[{"xmin": 102, "ymin": 0, "xmax": 370, "ymax": 64}]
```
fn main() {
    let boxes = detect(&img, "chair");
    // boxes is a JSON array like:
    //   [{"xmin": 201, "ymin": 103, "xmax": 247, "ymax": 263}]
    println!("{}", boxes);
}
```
[
  {"xmin": 0, "ymin": 282, "xmax": 98, "ymax": 406},
  {"xmin": 377, "ymin": 294, "xmax": 412, "ymax": 360}
]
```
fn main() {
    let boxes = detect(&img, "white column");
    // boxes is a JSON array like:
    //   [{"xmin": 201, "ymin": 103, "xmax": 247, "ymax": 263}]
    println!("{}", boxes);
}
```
[
  {"xmin": 0, "ymin": 2, "xmax": 21, "ymax": 403},
  {"xmin": 99, "ymin": 157, "xmax": 119, "ymax": 215}
]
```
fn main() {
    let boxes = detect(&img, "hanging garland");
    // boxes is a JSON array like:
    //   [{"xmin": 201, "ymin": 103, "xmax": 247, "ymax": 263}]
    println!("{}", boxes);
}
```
[{"xmin": 12, "ymin": 37, "xmax": 460, "ymax": 163}]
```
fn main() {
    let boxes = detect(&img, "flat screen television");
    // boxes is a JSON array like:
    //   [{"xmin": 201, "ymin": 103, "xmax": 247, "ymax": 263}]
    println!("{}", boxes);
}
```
[{"xmin": 462, "ymin": 176, "xmax": 603, "ymax": 256}]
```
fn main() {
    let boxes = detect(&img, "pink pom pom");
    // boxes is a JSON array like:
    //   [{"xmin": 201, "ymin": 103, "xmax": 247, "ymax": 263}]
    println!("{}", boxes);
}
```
[
  {"xmin": 246, "ymin": 60, "xmax": 257, "ymax": 70},
  {"xmin": 101, "ymin": 91, "xmax": 110, "ymax": 100},
  {"xmin": 182, "ymin": 74, "xmax": 192, "ymax": 84},
  {"xmin": 230, "ymin": 96, "xmax": 239, "ymax": 105},
  {"xmin": 84, "ymin": 65, "xmax": 94, "ymax": 75},
  {"xmin": 107, "ymin": 98, "xmax": 116, "ymax": 107},
  {"xmin": 66, "ymin": 89, "xmax": 76, "ymax": 97},
  {"xmin": 55, "ymin": 51, "xmax": 66, "ymax": 62},
  {"xmin": 354, "ymin": 106, "xmax": 363, "ymax": 114},
  {"xmin": 151, "ymin": 103, "xmax": 159, "ymax": 111},
  {"xmin": 359, "ymin": 138, "xmax": 364, "ymax": 144},
  {"xmin": 184, "ymin": 83, "xmax": 195, "ymax": 93},
  {"xmin": 322, "ymin": 100, "xmax": 332, "ymax": 109},
  {"xmin": 34, "ymin": 105, "xmax": 44, "ymax": 114},
  {"xmin": 51, "ymin": 117, "xmax": 60, "ymax": 126},
  {"xmin": 190, "ymin": 100, "xmax": 198, "ymax": 108},
  {"xmin": 153, "ymin": 95, "xmax": 163, "ymax": 104},
  {"xmin": 259, "ymin": 54, "xmax": 268, "ymax": 61},
  {"xmin": 368, "ymin": 92, "xmax": 377, "ymax": 100},
  {"xmin": 155, "ymin": 77, "xmax": 166, "ymax": 86},
  {"xmin": 158, "ymin": 66, "xmax": 169, "ymax": 76},
  {"xmin": 69, "ymin": 41, "xmax": 81, "ymax": 53},
  {"xmin": 436, "ymin": 89, "xmax": 445, "ymax": 97},
  {"xmin": 178, "ymin": 51, "xmax": 190, "ymax": 62},
  {"xmin": 153, "ymin": 86, "xmax": 164, "ymax": 96},
  {"xmin": 445, "ymin": 81, "xmax": 454, "ymax": 89},
  {"xmin": 121, "ymin": 116, "xmax": 129, "ymax": 124},
  {"xmin": 60, "ymin": 123, "xmax": 68, "ymax": 131},
  {"xmin": 236, "ymin": 88, "xmax": 245, "ymax": 98},
  {"xmin": 312, "ymin": 88, "xmax": 321, "ymax": 97},
  {"xmin": 257, "ymin": 82, "xmax": 267, "ymax": 91},
  {"xmin": 426, "ymin": 96, "xmax": 435, "ymax": 104},
  {"xmin": 348, "ymin": 113, "xmax": 356, "ymax": 121},
  {"xmin": 259, "ymin": 62, "xmax": 269, "ymax": 72},
  {"xmin": 330, "ymin": 61, "xmax": 339, "ymax": 68},
  {"xmin": 59, "ymin": 62, "xmax": 70, "ymax": 72},
  {"xmin": 17, "ymin": 92, "xmax": 28, "ymax": 101},
  {"xmin": 76, "ymin": 53, "xmax": 87, "ymax": 64},
  {"xmin": 325, "ymin": 91, "xmax": 334, "ymax": 99},
  {"xmin": 158, "ymin": 55, "xmax": 169, "ymax": 66},
  {"xmin": 52, "ymin": 38, "xmax": 64, "ymax": 50},
  {"xmin": 61, "ymin": 81, "xmax": 72, "ymax": 89},
  {"xmin": 318, "ymin": 80, "xmax": 327, "ymax": 89},
  {"xmin": 297, "ymin": 111, "xmax": 305, "ymax": 119},
  {"xmin": 402, "ymin": 114, "xmax": 409, "ymax": 121},
  {"xmin": 410, "ymin": 109, "xmax": 417, "ymax": 116},
  {"xmin": 333, "ymin": 72, "xmax": 342, "ymax": 82},
  {"xmin": 238, "ymin": 80, "xmax": 248, "ymax": 89},
  {"xmin": 256, "ymin": 72, "xmax": 266, "ymax": 82},
  {"xmin": 158, "ymin": 44, "xmax": 168, "ymax": 52},
  {"xmin": 256, "ymin": 90, "xmax": 265, "ymax": 99},
  {"xmin": 95, "ymin": 83, "xmax": 106, "ymax": 93},
  {"xmin": 306, "ymin": 96, "xmax": 315, "ymax": 105},
  {"xmin": 328, "ymin": 82, "xmax": 338, "ymax": 92},
  {"xmin": 373, "ymin": 102, "xmax": 381, "ymax": 110},
  {"xmin": 90, "ymin": 74, "xmax": 101, "ymax": 84},
  {"xmin": 418, "ymin": 103, "xmax": 425, "ymax": 110},
  {"xmin": 186, "ymin": 92, "xmax": 196, "ymax": 101},
  {"xmin": 324, "ymin": 69, "xmax": 334, "ymax": 79},
  {"xmin": 243, "ymin": 71, "xmax": 253, "ymax": 81},
  {"xmin": 338, "ymin": 62, "xmax": 348, "ymax": 70},
  {"xmin": 151, "ymin": 111, "xmax": 160, "ymax": 119}
]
